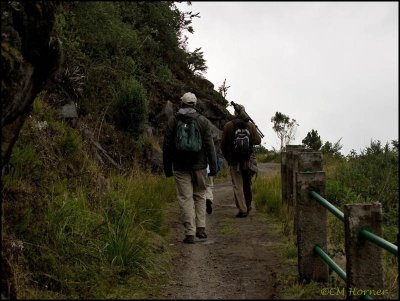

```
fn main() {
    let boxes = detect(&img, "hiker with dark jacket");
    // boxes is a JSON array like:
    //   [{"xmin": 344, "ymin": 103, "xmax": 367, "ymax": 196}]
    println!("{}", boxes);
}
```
[
  {"xmin": 221, "ymin": 104, "xmax": 261, "ymax": 217},
  {"xmin": 163, "ymin": 92, "xmax": 217, "ymax": 244}
]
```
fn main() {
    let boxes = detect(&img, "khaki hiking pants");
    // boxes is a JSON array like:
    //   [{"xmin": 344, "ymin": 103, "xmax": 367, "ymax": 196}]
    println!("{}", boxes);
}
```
[
  {"xmin": 205, "ymin": 176, "xmax": 214, "ymax": 202},
  {"xmin": 229, "ymin": 164, "xmax": 254, "ymax": 214},
  {"xmin": 174, "ymin": 169, "xmax": 207, "ymax": 236}
]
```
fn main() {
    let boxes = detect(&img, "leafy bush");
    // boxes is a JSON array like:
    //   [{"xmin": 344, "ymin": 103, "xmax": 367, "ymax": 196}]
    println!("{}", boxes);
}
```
[
  {"xmin": 112, "ymin": 78, "xmax": 148, "ymax": 139},
  {"xmin": 65, "ymin": 2, "xmax": 139, "ymax": 60},
  {"xmin": 156, "ymin": 64, "xmax": 174, "ymax": 83},
  {"xmin": 325, "ymin": 140, "xmax": 398, "ymax": 241}
]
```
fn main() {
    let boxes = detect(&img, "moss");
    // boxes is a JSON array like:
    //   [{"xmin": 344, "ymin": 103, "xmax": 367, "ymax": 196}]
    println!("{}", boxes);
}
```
[{"xmin": 1, "ymin": 41, "xmax": 24, "ymax": 71}]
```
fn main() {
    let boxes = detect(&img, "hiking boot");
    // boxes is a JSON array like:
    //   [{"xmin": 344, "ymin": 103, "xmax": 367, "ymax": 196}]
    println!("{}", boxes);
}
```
[
  {"xmin": 196, "ymin": 227, "xmax": 207, "ymax": 239},
  {"xmin": 206, "ymin": 199, "xmax": 213, "ymax": 214},
  {"xmin": 236, "ymin": 212, "xmax": 248, "ymax": 218},
  {"xmin": 247, "ymin": 206, "xmax": 252, "ymax": 214},
  {"xmin": 183, "ymin": 235, "xmax": 195, "ymax": 244}
]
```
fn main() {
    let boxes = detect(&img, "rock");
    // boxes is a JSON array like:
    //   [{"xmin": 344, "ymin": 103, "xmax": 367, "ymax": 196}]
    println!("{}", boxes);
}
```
[
  {"xmin": 1, "ymin": 1, "xmax": 62, "ymax": 166},
  {"xmin": 58, "ymin": 101, "xmax": 78, "ymax": 128}
]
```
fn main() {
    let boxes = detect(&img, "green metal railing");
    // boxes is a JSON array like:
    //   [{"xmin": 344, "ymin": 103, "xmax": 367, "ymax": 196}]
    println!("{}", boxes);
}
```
[
  {"xmin": 308, "ymin": 190, "xmax": 397, "ymax": 300},
  {"xmin": 309, "ymin": 190, "xmax": 398, "ymax": 256},
  {"xmin": 309, "ymin": 190, "xmax": 344, "ymax": 222},
  {"xmin": 314, "ymin": 245, "xmax": 346, "ymax": 281},
  {"xmin": 358, "ymin": 228, "xmax": 398, "ymax": 256},
  {"xmin": 313, "ymin": 245, "xmax": 374, "ymax": 300}
]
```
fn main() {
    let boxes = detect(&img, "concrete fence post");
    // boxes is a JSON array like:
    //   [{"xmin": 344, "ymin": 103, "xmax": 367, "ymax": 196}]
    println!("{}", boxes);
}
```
[
  {"xmin": 344, "ymin": 203, "xmax": 384, "ymax": 299},
  {"xmin": 297, "ymin": 151, "xmax": 323, "ymax": 173},
  {"xmin": 285, "ymin": 145, "xmax": 304, "ymax": 207},
  {"xmin": 281, "ymin": 150, "xmax": 287, "ymax": 205},
  {"xmin": 293, "ymin": 151, "xmax": 323, "ymax": 234},
  {"xmin": 296, "ymin": 171, "xmax": 328, "ymax": 282}
]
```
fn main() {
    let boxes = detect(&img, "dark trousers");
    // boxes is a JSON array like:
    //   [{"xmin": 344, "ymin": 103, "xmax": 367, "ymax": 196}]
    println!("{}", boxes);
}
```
[{"xmin": 242, "ymin": 169, "xmax": 254, "ymax": 209}]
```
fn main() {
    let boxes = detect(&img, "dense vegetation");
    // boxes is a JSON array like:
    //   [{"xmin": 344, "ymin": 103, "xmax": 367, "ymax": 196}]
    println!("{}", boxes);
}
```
[
  {"xmin": 324, "ymin": 140, "xmax": 398, "ymax": 243},
  {"xmin": 253, "ymin": 140, "xmax": 398, "ymax": 299},
  {"xmin": 1, "ymin": 2, "xmax": 227, "ymax": 298},
  {"xmin": 43, "ymin": 1, "xmax": 227, "ymax": 171},
  {"xmin": 2, "ymin": 98, "xmax": 177, "ymax": 298},
  {"xmin": 53, "ymin": 1, "xmax": 226, "ymax": 120},
  {"xmin": 2, "ymin": 1, "xmax": 397, "ymax": 299}
]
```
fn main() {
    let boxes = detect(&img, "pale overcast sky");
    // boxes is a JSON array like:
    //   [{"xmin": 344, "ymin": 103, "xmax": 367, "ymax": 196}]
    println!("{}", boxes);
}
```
[{"xmin": 175, "ymin": 1, "xmax": 399, "ymax": 155}]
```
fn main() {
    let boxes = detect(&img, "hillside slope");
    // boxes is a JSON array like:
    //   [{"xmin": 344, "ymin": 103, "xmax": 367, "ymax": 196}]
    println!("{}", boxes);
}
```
[{"xmin": 1, "ymin": 2, "xmax": 236, "ymax": 298}]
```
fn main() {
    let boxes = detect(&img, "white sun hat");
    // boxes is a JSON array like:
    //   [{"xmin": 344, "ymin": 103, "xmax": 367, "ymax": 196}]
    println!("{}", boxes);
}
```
[{"xmin": 180, "ymin": 92, "xmax": 197, "ymax": 105}]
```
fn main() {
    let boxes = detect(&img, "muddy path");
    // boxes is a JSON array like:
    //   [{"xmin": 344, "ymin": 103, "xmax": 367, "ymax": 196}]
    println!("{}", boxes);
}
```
[{"xmin": 158, "ymin": 162, "xmax": 296, "ymax": 299}]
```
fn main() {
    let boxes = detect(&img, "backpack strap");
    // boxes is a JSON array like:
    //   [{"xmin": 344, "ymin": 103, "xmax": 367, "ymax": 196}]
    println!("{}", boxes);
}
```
[{"xmin": 175, "ymin": 111, "xmax": 200, "ymax": 122}]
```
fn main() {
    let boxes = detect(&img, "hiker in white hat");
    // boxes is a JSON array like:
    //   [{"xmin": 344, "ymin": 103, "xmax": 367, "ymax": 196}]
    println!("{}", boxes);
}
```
[{"xmin": 163, "ymin": 92, "xmax": 217, "ymax": 244}]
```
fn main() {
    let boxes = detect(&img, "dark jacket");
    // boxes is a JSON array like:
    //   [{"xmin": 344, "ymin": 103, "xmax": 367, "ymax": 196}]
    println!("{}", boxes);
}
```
[
  {"xmin": 221, "ymin": 118, "xmax": 261, "ymax": 165},
  {"xmin": 163, "ymin": 110, "xmax": 217, "ymax": 177}
]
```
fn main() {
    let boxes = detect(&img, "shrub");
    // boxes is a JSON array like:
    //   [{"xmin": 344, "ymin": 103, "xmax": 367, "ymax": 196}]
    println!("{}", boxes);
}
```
[
  {"xmin": 112, "ymin": 78, "xmax": 148, "ymax": 139},
  {"xmin": 324, "ymin": 140, "xmax": 398, "ymax": 239},
  {"xmin": 58, "ymin": 127, "xmax": 82, "ymax": 155}
]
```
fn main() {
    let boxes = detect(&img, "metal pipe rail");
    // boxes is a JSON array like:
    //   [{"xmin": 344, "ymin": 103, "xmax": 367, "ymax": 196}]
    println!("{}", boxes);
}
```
[
  {"xmin": 309, "ymin": 190, "xmax": 344, "ymax": 222},
  {"xmin": 309, "ymin": 190, "xmax": 398, "ymax": 257},
  {"xmin": 314, "ymin": 245, "xmax": 347, "ymax": 281},
  {"xmin": 358, "ymin": 228, "xmax": 398, "ymax": 256},
  {"xmin": 314, "ymin": 245, "xmax": 374, "ymax": 300}
]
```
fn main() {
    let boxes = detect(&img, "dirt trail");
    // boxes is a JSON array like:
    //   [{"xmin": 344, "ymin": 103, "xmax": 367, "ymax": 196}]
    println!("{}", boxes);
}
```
[{"xmin": 158, "ymin": 163, "xmax": 295, "ymax": 299}]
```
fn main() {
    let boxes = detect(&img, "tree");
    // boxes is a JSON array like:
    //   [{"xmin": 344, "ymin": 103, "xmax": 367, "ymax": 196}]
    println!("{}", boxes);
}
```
[
  {"xmin": 186, "ymin": 47, "xmax": 207, "ymax": 74},
  {"xmin": 173, "ymin": 3, "xmax": 200, "ymax": 48},
  {"xmin": 391, "ymin": 139, "xmax": 398, "ymax": 151},
  {"xmin": 302, "ymin": 129, "xmax": 322, "ymax": 151},
  {"xmin": 321, "ymin": 138, "xmax": 343, "ymax": 157},
  {"xmin": 271, "ymin": 112, "xmax": 298, "ymax": 151},
  {"xmin": 218, "ymin": 78, "xmax": 230, "ymax": 98}
]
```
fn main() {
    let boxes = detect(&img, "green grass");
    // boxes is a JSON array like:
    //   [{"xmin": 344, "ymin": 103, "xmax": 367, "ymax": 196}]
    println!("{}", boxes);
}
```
[
  {"xmin": 17, "ymin": 171, "xmax": 176, "ymax": 299},
  {"xmin": 278, "ymin": 278, "xmax": 323, "ymax": 299},
  {"xmin": 218, "ymin": 218, "xmax": 239, "ymax": 235},
  {"xmin": 253, "ymin": 172, "xmax": 316, "ymax": 299},
  {"xmin": 255, "ymin": 151, "xmax": 281, "ymax": 163},
  {"xmin": 253, "ymin": 173, "xmax": 282, "ymax": 216},
  {"xmin": 2, "ymin": 98, "xmax": 177, "ymax": 298}
]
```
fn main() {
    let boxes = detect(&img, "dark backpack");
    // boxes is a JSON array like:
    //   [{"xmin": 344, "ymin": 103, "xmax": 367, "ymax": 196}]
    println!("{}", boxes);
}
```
[
  {"xmin": 232, "ymin": 119, "xmax": 252, "ymax": 160},
  {"xmin": 175, "ymin": 114, "xmax": 202, "ymax": 152}
]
